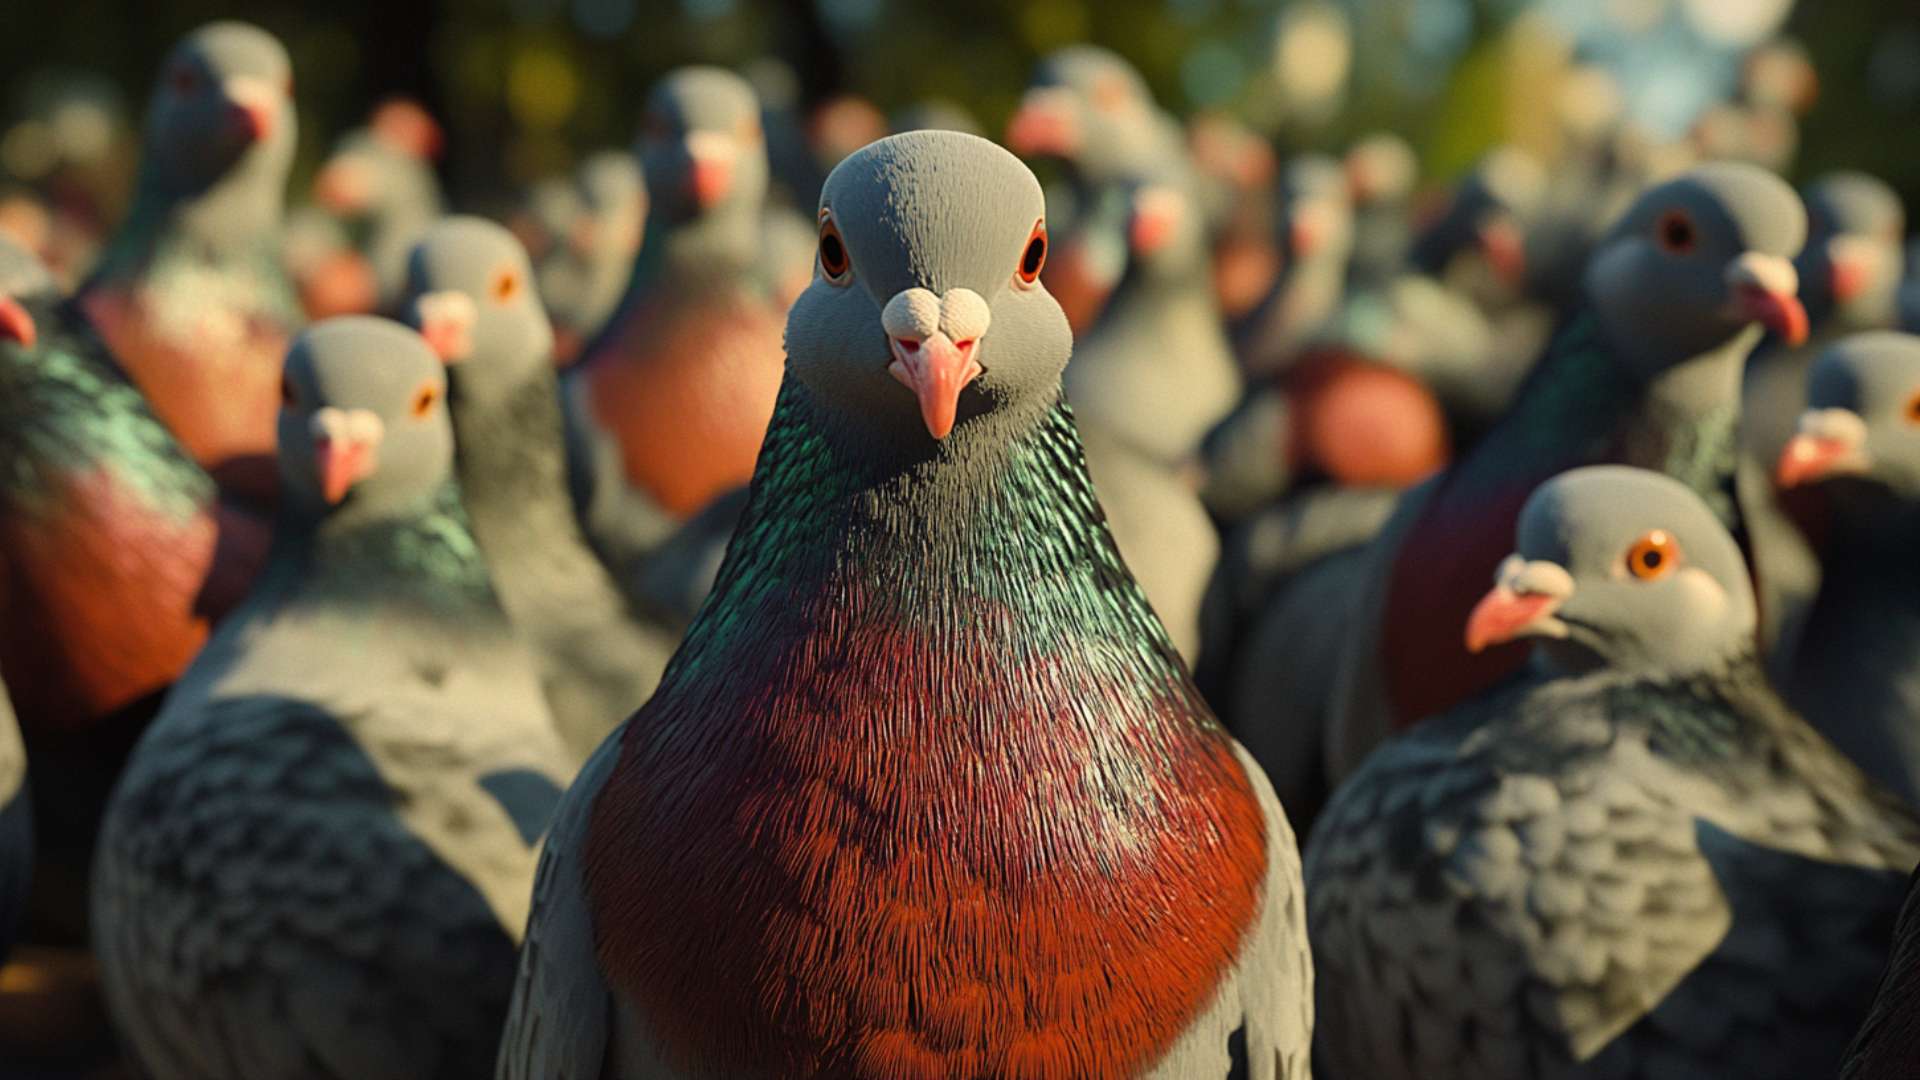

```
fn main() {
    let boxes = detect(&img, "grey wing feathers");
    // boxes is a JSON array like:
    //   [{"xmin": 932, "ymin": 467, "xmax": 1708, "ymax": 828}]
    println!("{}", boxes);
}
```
[
  {"xmin": 1146, "ymin": 743, "xmax": 1314, "ymax": 1079},
  {"xmin": 498, "ymin": 727, "xmax": 623, "ymax": 1080}
]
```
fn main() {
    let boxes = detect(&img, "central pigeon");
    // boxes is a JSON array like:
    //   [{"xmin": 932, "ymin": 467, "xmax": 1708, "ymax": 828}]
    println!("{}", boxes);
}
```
[
  {"xmin": 1326, "ymin": 163, "xmax": 1810, "ymax": 779},
  {"xmin": 93, "ymin": 317, "xmax": 576, "ymax": 1080},
  {"xmin": 1308, "ymin": 465, "xmax": 1920, "ymax": 1080},
  {"xmin": 498, "ymin": 131, "xmax": 1311, "ymax": 1080},
  {"xmin": 405, "ymin": 216, "xmax": 673, "ymax": 758},
  {"xmin": 76, "ymin": 21, "xmax": 301, "ymax": 506}
]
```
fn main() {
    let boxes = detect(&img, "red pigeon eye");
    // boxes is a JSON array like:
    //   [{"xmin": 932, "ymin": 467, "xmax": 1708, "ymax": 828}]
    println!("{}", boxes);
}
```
[
  {"xmin": 1655, "ymin": 210, "xmax": 1697, "ymax": 256},
  {"xmin": 817, "ymin": 213, "xmax": 851, "ymax": 283},
  {"xmin": 1016, "ymin": 220, "xmax": 1048, "ymax": 286}
]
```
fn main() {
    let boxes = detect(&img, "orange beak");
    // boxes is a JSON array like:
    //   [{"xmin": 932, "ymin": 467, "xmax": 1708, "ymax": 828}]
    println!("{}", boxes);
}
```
[
  {"xmin": 689, "ymin": 157, "xmax": 732, "ymax": 210},
  {"xmin": 1464, "ymin": 586, "xmax": 1562, "ymax": 654},
  {"xmin": 1735, "ymin": 283, "xmax": 1810, "ymax": 346},
  {"xmin": 315, "ymin": 436, "xmax": 377, "ymax": 504},
  {"xmin": 0, "ymin": 294, "xmax": 36, "ymax": 349},
  {"xmin": 1828, "ymin": 252, "xmax": 1869, "ymax": 305},
  {"xmin": 888, "ymin": 332, "xmax": 983, "ymax": 440},
  {"xmin": 1006, "ymin": 95, "xmax": 1080, "ymax": 158}
]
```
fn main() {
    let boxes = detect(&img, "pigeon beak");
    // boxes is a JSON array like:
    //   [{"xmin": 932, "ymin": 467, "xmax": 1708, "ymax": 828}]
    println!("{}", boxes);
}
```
[
  {"xmin": 1477, "ymin": 217, "xmax": 1527, "ymax": 287},
  {"xmin": 1825, "ymin": 235, "xmax": 1878, "ymax": 305},
  {"xmin": 308, "ymin": 407, "xmax": 385, "ymax": 505},
  {"xmin": 0, "ymin": 294, "xmax": 36, "ymax": 349},
  {"xmin": 1005, "ymin": 89, "xmax": 1081, "ymax": 158},
  {"xmin": 1726, "ymin": 252, "xmax": 1809, "ymax": 346},
  {"xmin": 1129, "ymin": 186, "xmax": 1184, "ymax": 257},
  {"xmin": 314, "ymin": 157, "xmax": 372, "ymax": 214},
  {"xmin": 223, "ymin": 76, "xmax": 279, "ymax": 142},
  {"xmin": 1289, "ymin": 206, "xmax": 1325, "ymax": 260},
  {"xmin": 882, "ymin": 287, "xmax": 991, "ymax": 441},
  {"xmin": 1465, "ymin": 556, "xmax": 1574, "ymax": 653},
  {"xmin": 685, "ymin": 132, "xmax": 736, "ymax": 210},
  {"xmin": 1777, "ymin": 408, "xmax": 1870, "ymax": 488},
  {"xmin": 410, "ymin": 290, "xmax": 478, "ymax": 364}
]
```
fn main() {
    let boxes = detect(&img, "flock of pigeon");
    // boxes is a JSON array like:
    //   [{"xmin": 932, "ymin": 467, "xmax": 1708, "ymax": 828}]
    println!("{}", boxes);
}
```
[{"xmin": 4, "ymin": 15, "xmax": 1920, "ymax": 1080}]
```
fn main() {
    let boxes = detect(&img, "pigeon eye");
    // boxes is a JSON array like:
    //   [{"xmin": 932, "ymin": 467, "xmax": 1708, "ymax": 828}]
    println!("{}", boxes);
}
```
[
  {"xmin": 1625, "ymin": 530, "xmax": 1680, "ymax": 581},
  {"xmin": 1905, "ymin": 390, "xmax": 1920, "ymax": 425},
  {"xmin": 280, "ymin": 375, "xmax": 298, "ymax": 408},
  {"xmin": 1016, "ymin": 220, "xmax": 1048, "ymax": 286},
  {"xmin": 410, "ymin": 383, "xmax": 440, "ymax": 419},
  {"xmin": 1655, "ymin": 211, "xmax": 1696, "ymax": 256},
  {"xmin": 492, "ymin": 269, "xmax": 520, "ymax": 303},
  {"xmin": 817, "ymin": 214, "xmax": 851, "ymax": 284},
  {"xmin": 642, "ymin": 113, "xmax": 672, "ymax": 144},
  {"xmin": 169, "ymin": 65, "xmax": 200, "ymax": 96}
]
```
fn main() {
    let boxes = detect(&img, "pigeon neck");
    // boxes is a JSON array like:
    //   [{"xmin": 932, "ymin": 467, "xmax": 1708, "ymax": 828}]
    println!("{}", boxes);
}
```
[
  {"xmin": 654, "ymin": 206, "xmax": 761, "ymax": 283},
  {"xmin": 125, "ymin": 158, "xmax": 287, "ymax": 264},
  {"xmin": 271, "ymin": 482, "xmax": 498, "ymax": 613},
  {"xmin": 449, "ymin": 368, "xmax": 600, "ymax": 567}
]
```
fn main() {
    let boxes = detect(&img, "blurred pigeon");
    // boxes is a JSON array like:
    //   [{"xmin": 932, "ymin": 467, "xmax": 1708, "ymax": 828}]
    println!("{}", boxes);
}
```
[
  {"xmin": 571, "ymin": 67, "xmax": 787, "ymax": 519},
  {"xmin": 1187, "ymin": 114, "xmax": 1281, "ymax": 321},
  {"xmin": 890, "ymin": 97, "xmax": 982, "ymax": 137},
  {"xmin": 1772, "ymin": 333, "xmax": 1920, "ymax": 806},
  {"xmin": 405, "ymin": 217, "xmax": 673, "ymax": 759},
  {"xmin": 539, "ymin": 151, "xmax": 645, "ymax": 367},
  {"xmin": 500, "ymin": 131, "xmax": 1312, "ymax": 1080},
  {"xmin": 1343, "ymin": 131, "xmax": 1419, "ymax": 287},
  {"xmin": 1309, "ymin": 465, "xmax": 1920, "ymax": 1080},
  {"xmin": 1236, "ymin": 155, "xmax": 1355, "ymax": 376},
  {"xmin": 0, "ymin": 677, "xmax": 26, "ymax": 965},
  {"xmin": 94, "ymin": 317, "xmax": 574, "ymax": 1080},
  {"xmin": 76, "ymin": 22, "xmax": 300, "ymax": 506},
  {"xmin": 1327, "ymin": 163, "xmax": 1810, "ymax": 778},
  {"xmin": 308, "ymin": 98, "xmax": 445, "ymax": 309}
]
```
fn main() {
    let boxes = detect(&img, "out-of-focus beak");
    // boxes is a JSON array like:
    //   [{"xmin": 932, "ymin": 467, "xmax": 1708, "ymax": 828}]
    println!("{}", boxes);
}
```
[
  {"xmin": 1726, "ymin": 252, "xmax": 1809, "ymax": 345},
  {"xmin": 882, "ymin": 287, "xmax": 991, "ymax": 441},
  {"xmin": 1130, "ymin": 186, "xmax": 1184, "ymax": 257},
  {"xmin": 223, "ymin": 76, "xmax": 280, "ymax": 142},
  {"xmin": 0, "ymin": 294, "xmax": 36, "ymax": 349},
  {"xmin": 1777, "ymin": 407, "xmax": 1870, "ymax": 488},
  {"xmin": 1477, "ymin": 217, "xmax": 1527, "ymax": 287},
  {"xmin": 1289, "ymin": 200, "xmax": 1334, "ymax": 260},
  {"xmin": 685, "ymin": 131, "xmax": 736, "ymax": 210},
  {"xmin": 1465, "ymin": 555, "xmax": 1574, "ymax": 653},
  {"xmin": 313, "ymin": 157, "xmax": 372, "ymax": 213},
  {"xmin": 1826, "ymin": 234, "xmax": 1880, "ymax": 306},
  {"xmin": 308, "ymin": 406, "xmax": 385, "ymax": 504},
  {"xmin": 1005, "ymin": 88, "xmax": 1081, "ymax": 159},
  {"xmin": 410, "ymin": 290, "xmax": 478, "ymax": 364}
]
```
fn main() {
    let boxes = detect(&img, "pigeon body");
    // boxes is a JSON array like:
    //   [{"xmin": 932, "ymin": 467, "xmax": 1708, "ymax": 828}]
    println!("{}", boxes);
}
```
[
  {"xmin": 500, "ymin": 131, "xmax": 1311, "ymax": 1080},
  {"xmin": 1308, "ymin": 465, "xmax": 1920, "ymax": 1080},
  {"xmin": 94, "ymin": 317, "xmax": 574, "ymax": 1080},
  {"xmin": 1327, "ymin": 164, "xmax": 1810, "ymax": 778},
  {"xmin": 405, "ymin": 217, "xmax": 672, "ymax": 759},
  {"xmin": 572, "ymin": 67, "xmax": 787, "ymax": 519},
  {"xmin": 1773, "ymin": 332, "xmax": 1920, "ymax": 807},
  {"xmin": 0, "ymin": 676, "xmax": 27, "ymax": 964},
  {"xmin": 76, "ymin": 22, "xmax": 300, "ymax": 506}
]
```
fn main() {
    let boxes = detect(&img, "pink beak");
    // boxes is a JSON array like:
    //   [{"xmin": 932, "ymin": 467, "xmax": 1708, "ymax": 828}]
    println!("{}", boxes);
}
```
[
  {"xmin": 0, "ymin": 294, "xmax": 36, "ymax": 349},
  {"xmin": 889, "ymin": 332, "xmax": 983, "ymax": 440},
  {"xmin": 1829, "ymin": 252, "xmax": 1869, "ymax": 305},
  {"xmin": 1736, "ymin": 284, "xmax": 1810, "ymax": 346},
  {"xmin": 1464, "ymin": 586, "xmax": 1561, "ymax": 654},
  {"xmin": 1776, "ymin": 433, "xmax": 1857, "ymax": 489},
  {"xmin": 1478, "ymin": 219, "xmax": 1527, "ymax": 287},
  {"xmin": 227, "ymin": 99, "xmax": 274, "ymax": 142},
  {"xmin": 315, "ymin": 436, "xmax": 376, "ymax": 504},
  {"xmin": 1131, "ymin": 205, "xmax": 1176, "ymax": 256},
  {"xmin": 1005, "ymin": 101, "xmax": 1080, "ymax": 158},
  {"xmin": 689, "ymin": 158, "xmax": 732, "ymax": 210}
]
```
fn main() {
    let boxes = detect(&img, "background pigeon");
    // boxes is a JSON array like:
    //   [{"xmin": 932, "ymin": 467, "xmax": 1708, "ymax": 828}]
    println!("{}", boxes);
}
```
[{"xmin": 307, "ymin": 98, "xmax": 446, "ymax": 310}]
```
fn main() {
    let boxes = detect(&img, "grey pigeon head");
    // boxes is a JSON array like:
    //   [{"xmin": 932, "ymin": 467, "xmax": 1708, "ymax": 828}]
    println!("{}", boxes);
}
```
[
  {"xmin": 1467, "ymin": 465, "xmax": 1756, "ymax": 679},
  {"xmin": 1797, "ymin": 172, "xmax": 1906, "ymax": 327},
  {"xmin": 577, "ymin": 151, "xmax": 647, "ymax": 251},
  {"xmin": 784, "ymin": 130, "xmax": 1071, "ymax": 446},
  {"xmin": 1777, "ymin": 333, "xmax": 1920, "ymax": 512},
  {"xmin": 277, "ymin": 316, "xmax": 452, "ymax": 521},
  {"xmin": 139, "ymin": 21, "xmax": 295, "ymax": 198},
  {"xmin": 311, "ymin": 107, "xmax": 442, "ymax": 225},
  {"xmin": 1345, "ymin": 132, "xmax": 1418, "ymax": 208},
  {"xmin": 1006, "ymin": 46, "xmax": 1169, "ymax": 182},
  {"xmin": 1585, "ymin": 162, "xmax": 1809, "ymax": 377},
  {"xmin": 638, "ymin": 67, "xmax": 768, "ymax": 226},
  {"xmin": 1278, "ymin": 154, "xmax": 1354, "ymax": 272},
  {"xmin": 1409, "ymin": 146, "xmax": 1543, "ymax": 291},
  {"xmin": 403, "ymin": 216, "xmax": 554, "ymax": 405}
]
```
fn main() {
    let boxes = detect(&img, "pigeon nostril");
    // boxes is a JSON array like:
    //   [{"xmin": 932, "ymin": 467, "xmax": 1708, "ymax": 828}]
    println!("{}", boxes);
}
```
[{"xmin": 897, "ymin": 339, "xmax": 921, "ymax": 352}]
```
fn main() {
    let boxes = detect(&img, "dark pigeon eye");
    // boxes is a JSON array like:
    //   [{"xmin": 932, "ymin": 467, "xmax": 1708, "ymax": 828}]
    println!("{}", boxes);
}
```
[
  {"xmin": 1626, "ymin": 530, "xmax": 1680, "ymax": 580},
  {"xmin": 411, "ymin": 383, "xmax": 440, "ymax": 419},
  {"xmin": 1655, "ymin": 210, "xmax": 1696, "ymax": 255},
  {"xmin": 817, "ymin": 214, "xmax": 851, "ymax": 283},
  {"xmin": 1016, "ymin": 220, "xmax": 1047, "ymax": 286},
  {"xmin": 169, "ymin": 65, "xmax": 200, "ymax": 96}
]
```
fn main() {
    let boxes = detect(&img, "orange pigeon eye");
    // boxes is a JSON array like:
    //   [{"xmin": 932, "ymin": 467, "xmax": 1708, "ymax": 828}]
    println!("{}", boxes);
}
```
[
  {"xmin": 817, "ymin": 213, "xmax": 851, "ymax": 283},
  {"xmin": 1905, "ymin": 390, "xmax": 1920, "ymax": 424},
  {"xmin": 1626, "ymin": 530, "xmax": 1680, "ymax": 580},
  {"xmin": 1016, "ymin": 220, "xmax": 1048, "ymax": 286},
  {"xmin": 410, "ymin": 383, "xmax": 440, "ymax": 419},
  {"xmin": 492, "ymin": 269, "xmax": 520, "ymax": 303},
  {"xmin": 1655, "ymin": 210, "xmax": 1696, "ymax": 256}
]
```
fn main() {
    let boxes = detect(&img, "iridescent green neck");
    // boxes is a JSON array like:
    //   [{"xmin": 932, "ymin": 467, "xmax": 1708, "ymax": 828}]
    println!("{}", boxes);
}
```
[{"xmin": 270, "ymin": 482, "xmax": 497, "ymax": 615}]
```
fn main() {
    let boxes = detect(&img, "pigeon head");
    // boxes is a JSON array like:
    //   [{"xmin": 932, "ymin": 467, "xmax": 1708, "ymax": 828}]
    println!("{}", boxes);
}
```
[
  {"xmin": 785, "ymin": 130, "xmax": 1071, "ymax": 446},
  {"xmin": 403, "ymin": 216, "xmax": 553, "ymax": 403},
  {"xmin": 1278, "ymin": 155, "xmax": 1354, "ymax": 270},
  {"xmin": 1466, "ymin": 465, "xmax": 1755, "ymax": 679},
  {"xmin": 1796, "ymin": 172, "xmax": 1905, "ymax": 328},
  {"xmin": 1344, "ymin": 132, "xmax": 1418, "ymax": 208},
  {"xmin": 1118, "ymin": 172, "xmax": 1208, "ymax": 278},
  {"xmin": 277, "ymin": 317, "xmax": 452, "ymax": 520},
  {"xmin": 1411, "ymin": 146, "xmax": 1544, "ymax": 292},
  {"xmin": 574, "ymin": 151, "xmax": 647, "ymax": 258},
  {"xmin": 1776, "ymin": 333, "xmax": 1920, "ymax": 514},
  {"xmin": 1585, "ymin": 162, "xmax": 1810, "ymax": 377},
  {"xmin": 637, "ymin": 67, "xmax": 767, "ymax": 224},
  {"xmin": 1005, "ymin": 46, "xmax": 1160, "ymax": 178},
  {"xmin": 140, "ymin": 21, "xmax": 294, "ymax": 197},
  {"xmin": 311, "ymin": 102, "xmax": 443, "ymax": 221},
  {"xmin": 0, "ymin": 237, "xmax": 57, "ymax": 350}
]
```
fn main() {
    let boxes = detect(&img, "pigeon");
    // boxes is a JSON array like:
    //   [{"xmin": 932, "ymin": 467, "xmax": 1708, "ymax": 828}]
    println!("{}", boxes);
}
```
[
  {"xmin": 0, "ymin": 676, "xmax": 27, "ymax": 965},
  {"xmin": 540, "ymin": 151, "xmax": 646, "ymax": 367},
  {"xmin": 1236, "ymin": 155, "xmax": 1355, "ymax": 376},
  {"xmin": 1343, "ymin": 131, "xmax": 1419, "ymax": 288},
  {"xmin": 93, "ymin": 316, "xmax": 575, "ymax": 1080},
  {"xmin": 499, "ymin": 131, "xmax": 1312, "ymax": 1080},
  {"xmin": 1326, "ymin": 163, "xmax": 1810, "ymax": 779},
  {"xmin": 308, "ymin": 98, "xmax": 446, "ymax": 309},
  {"xmin": 1307, "ymin": 465, "xmax": 1920, "ymax": 1080},
  {"xmin": 405, "ymin": 216, "xmax": 672, "ymax": 759},
  {"xmin": 1066, "ymin": 172, "xmax": 1239, "ymax": 661},
  {"xmin": 571, "ymin": 66, "xmax": 787, "ymax": 519},
  {"xmin": 76, "ymin": 21, "xmax": 300, "ymax": 506},
  {"xmin": 1772, "ymin": 332, "xmax": 1920, "ymax": 807},
  {"xmin": 1187, "ymin": 114, "xmax": 1280, "ymax": 321},
  {"xmin": 1739, "ymin": 174, "xmax": 1906, "ymax": 665},
  {"xmin": 890, "ymin": 97, "xmax": 983, "ymax": 137}
]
